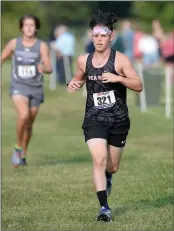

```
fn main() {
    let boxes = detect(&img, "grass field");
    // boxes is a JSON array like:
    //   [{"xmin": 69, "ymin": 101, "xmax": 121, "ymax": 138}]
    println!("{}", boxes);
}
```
[{"xmin": 2, "ymin": 62, "xmax": 173, "ymax": 230}]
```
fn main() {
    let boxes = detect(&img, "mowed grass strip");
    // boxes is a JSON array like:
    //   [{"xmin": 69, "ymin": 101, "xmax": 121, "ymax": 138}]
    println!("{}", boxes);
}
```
[{"xmin": 2, "ymin": 63, "xmax": 173, "ymax": 230}]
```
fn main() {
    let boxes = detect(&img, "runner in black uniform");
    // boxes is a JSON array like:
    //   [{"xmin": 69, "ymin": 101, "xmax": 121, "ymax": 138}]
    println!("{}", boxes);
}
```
[{"xmin": 67, "ymin": 10, "xmax": 143, "ymax": 222}]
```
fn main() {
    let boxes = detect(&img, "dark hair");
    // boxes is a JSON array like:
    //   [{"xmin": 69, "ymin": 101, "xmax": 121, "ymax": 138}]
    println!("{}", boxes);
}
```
[
  {"xmin": 19, "ymin": 14, "xmax": 41, "ymax": 30},
  {"xmin": 90, "ymin": 10, "xmax": 118, "ymax": 31}
]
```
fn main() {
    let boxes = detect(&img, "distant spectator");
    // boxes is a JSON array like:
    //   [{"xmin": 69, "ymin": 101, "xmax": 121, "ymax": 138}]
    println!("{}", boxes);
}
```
[
  {"xmin": 133, "ymin": 24, "xmax": 144, "ymax": 63},
  {"xmin": 138, "ymin": 32, "xmax": 160, "ymax": 67},
  {"xmin": 152, "ymin": 20, "xmax": 165, "ymax": 58},
  {"xmin": 49, "ymin": 28, "xmax": 56, "ymax": 42},
  {"xmin": 152, "ymin": 20, "xmax": 165, "ymax": 44},
  {"xmin": 161, "ymin": 31, "xmax": 174, "ymax": 81},
  {"xmin": 53, "ymin": 25, "xmax": 75, "ymax": 84},
  {"xmin": 84, "ymin": 29, "xmax": 95, "ymax": 53},
  {"xmin": 121, "ymin": 20, "xmax": 134, "ymax": 61},
  {"xmin": 161, "ymin": 31, "xmax": 174, "ymax": 64},
  {"xmin": 111, "ymin": 29, "xmax": 125, "ymax": 53}
]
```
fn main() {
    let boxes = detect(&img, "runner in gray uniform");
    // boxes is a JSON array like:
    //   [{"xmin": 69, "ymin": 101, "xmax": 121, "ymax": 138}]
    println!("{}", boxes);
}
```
[
  {"xmin": 10, "ymin": 37, "xmax": 44, "ymax": 104},
  {"xmin": 1, "ymin": 14, "xmax": 52, "ymax": 167},
  {"xmin": 67, "ymin": 10, "xmax": 143, "ymax": 222}
]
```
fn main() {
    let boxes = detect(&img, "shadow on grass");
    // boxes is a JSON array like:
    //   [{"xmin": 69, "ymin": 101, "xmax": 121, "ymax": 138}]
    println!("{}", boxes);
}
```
[
  {"xmin": 37, "ymin": 155, "xmax": 91, "ymax": 166},
  {"xmin": 113, "ymin": 195, "xmax": 174, "ymax": 218}
]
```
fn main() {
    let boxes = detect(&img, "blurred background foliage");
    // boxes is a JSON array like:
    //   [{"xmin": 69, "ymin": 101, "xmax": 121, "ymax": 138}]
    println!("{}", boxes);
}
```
[{"xmin": 2, "ymin": 1, "xmax": 174, "ymax": 46}]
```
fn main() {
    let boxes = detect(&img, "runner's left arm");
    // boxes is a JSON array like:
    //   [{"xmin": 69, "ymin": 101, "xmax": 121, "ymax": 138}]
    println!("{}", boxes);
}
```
[
  {"xmin": 102, "ymin": 53, "xmax": 143, "ymax": 92},
  {"xmin": 39, "ymin": 42, "xmax": 53, "ymax": 74},
  {"xmin": 118, "ymin": 54, "xmax": 143, "ymax": 92}
]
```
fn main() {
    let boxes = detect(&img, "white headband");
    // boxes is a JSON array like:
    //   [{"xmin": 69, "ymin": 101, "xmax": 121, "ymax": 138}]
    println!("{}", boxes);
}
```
[{"xmin": 92, "ymin": 26, "xmax": 112, "ymax": 35}]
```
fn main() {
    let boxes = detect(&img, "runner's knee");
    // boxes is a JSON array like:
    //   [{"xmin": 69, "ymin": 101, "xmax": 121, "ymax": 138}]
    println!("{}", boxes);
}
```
[
  {"xmin": 107, "ymin": 165, "xmax": 119, "ymax": 174},
  {"xmin": 19, "ymin": 113, "xmax": 29, "ymax": 124},
  {"xmin": 93, "ymin": 155, "xmax": 107, "ymax": 169}
]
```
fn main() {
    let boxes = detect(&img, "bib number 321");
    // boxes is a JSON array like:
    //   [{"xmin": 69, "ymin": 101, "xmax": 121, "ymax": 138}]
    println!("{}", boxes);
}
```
[{"xmin": 93, "ymin": 90, "xmax": 116, "ymax": 109}]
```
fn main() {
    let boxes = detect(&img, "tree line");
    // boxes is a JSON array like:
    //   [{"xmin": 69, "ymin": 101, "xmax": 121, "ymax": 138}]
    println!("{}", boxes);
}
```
[{"xmin": 2, "ymin": 1, "xmax": 173, "ymax": 46}]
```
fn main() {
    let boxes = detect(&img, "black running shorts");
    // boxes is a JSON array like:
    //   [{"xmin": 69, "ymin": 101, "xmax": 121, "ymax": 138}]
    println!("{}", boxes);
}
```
[{"xmin": 82, "ymin": 118, "xmax": 130, "ymax": 147}]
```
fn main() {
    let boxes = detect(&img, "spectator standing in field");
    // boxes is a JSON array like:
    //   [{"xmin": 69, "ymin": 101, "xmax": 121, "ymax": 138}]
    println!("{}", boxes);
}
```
[
  {"xmin": 121, "ymin": 20, "xmax": 134, "ymax": 61},
  {"xmin": 84, "ymin": 28, "xmax": 95, "ymax": 53},
  {"xmin": 111, "ymin": 28, "xmax": 125, "ymax": 54},
  {"xmin": 53, "ymin": 25, "xmax": 75, "ymax": 84},
  {"xmin": 138, "ymin": 32, "xmax": 160, "ymax": 67}
]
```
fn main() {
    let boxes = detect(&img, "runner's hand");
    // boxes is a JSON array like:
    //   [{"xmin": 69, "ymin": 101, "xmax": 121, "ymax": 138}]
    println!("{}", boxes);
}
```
[
  {"xmin": 37, "ymin": 64, "xmax": 44, "ymax": 73},
  {"xmin": 68, "ymin": 80, "xmax": 82, "ymax": 92},
  {"xmin": 102, "ymin": 72, "xmax": 118, "ymax": 83}
]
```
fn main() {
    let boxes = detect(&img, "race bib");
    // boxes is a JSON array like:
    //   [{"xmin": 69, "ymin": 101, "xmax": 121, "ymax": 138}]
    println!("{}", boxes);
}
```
[
  {"xmin": 93, "ymin": 90, "xmax": 116, "ymax": 109},
  {"xmin": 18, "ymin": 65, "xmax": 36, "ymax": 79}
]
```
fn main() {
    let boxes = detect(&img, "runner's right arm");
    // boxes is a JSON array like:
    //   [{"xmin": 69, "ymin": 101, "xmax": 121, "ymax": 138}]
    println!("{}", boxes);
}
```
[
  {"xmin": 1, "ymin": 39, "xmax": 16, "ymax": 66},
  {"xmin": 67, "ymin": 55, "xmax": 86, "ymax": 93}
]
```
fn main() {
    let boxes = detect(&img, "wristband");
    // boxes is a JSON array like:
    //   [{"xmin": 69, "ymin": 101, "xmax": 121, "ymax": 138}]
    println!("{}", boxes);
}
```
[{"xmin": 66, "ymin": 81, "xmax": 70, "ymax": 87}]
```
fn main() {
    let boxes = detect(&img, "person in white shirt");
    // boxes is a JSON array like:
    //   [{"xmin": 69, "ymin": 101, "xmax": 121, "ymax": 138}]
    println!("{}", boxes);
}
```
[
  {"xmin": 52, "ymin": 25, "xmax": 76, "ymax": 84},
  {"xmin": 138, "ymin": 32, "xmax": 160, "ymax": 67}
]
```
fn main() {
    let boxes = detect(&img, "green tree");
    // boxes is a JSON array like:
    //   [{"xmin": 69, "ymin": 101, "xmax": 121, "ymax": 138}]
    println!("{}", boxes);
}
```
[
  {"xmin": 42, "ymin": 1, "xmax": 97, "ymax": 25},
  {"xmin": 1, "ymin": 1, "xmax": 97, "ymax": 45},
  {"xmin": 2, "ymin": 1, "xmax": 49, "ymax": 47},
  {"xmin": 41, "ymin": 1, "xmax": 98, "ymax": 40},
  {"xmin": 131, "ymin": 2, "xmax": 174, "ymax": 32}
]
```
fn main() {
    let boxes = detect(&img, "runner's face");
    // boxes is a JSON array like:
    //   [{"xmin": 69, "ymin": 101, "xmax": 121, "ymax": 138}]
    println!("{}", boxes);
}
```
[
  {"xmin": 92, "ymin": 25, "xmax": 113, "ymax": 52},
  {"xmin": 22, "ymin": 18, "xmax": 36, "ymax": 37}
]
